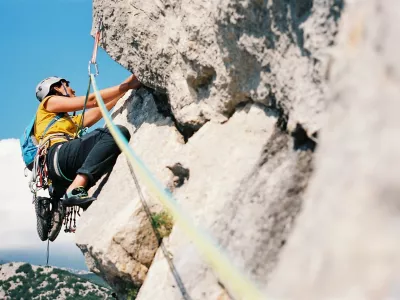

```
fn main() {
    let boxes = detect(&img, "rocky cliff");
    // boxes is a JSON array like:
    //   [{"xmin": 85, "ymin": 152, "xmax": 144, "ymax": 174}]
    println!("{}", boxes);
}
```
[{"xmin": 75, "ymin": 0, "xmax": 400, "ymax": 299}]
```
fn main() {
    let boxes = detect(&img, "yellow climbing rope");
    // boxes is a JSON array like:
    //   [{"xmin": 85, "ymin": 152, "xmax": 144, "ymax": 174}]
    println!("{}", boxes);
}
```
[
  {"xmin": 87, "ymin": 15, "xmax": 266, "ymax": 299},
  {"xmin": 90, "ymin": 74, "xmax": 266, "ymax": 300}
]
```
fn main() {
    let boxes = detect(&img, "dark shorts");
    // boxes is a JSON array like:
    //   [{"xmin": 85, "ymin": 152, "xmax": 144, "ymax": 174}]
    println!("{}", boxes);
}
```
[{"xmin": 46, "ymin": 125, "xmax": 131, "ymax": 198}]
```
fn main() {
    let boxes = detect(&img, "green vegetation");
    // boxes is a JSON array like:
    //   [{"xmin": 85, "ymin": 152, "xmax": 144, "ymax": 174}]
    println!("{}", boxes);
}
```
[
  {"xmin": 127, "ymin": 288, "xmax": 139, "ymax": 300},
  {"xmin": 16, "ymin": 263, "xmax": 33, "ymax": 274},
  {"xmin": 151, "ymin": 210, "xmax": 174, "ymax": 238},
  {"xmin": 118, "ymin": 280, "xmax": 140, "ymax": 300},
  {"xmin": 2, "ymin": 281, "xmax": 11, "ymax": 290},
  {"xmin": 0, "ymin": 263, "xmax": 114, "ymax": 299}
]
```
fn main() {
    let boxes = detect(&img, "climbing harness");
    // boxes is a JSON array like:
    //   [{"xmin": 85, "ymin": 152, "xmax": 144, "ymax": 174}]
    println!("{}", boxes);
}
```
[{"xmin": 52, "ymin": 144, "xmax": 72, "ymax": 182}]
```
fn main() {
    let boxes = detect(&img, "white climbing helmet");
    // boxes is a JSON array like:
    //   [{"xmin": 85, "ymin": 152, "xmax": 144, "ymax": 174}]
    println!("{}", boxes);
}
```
[{"xmin": 35, "ymin": 76, "xmax": 67, "ymax": 102}]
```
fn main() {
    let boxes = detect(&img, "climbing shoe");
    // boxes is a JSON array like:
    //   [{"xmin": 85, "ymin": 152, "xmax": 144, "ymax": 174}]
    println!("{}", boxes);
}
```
[
  {"xmin": 62, "ymin": 187, "xmax": 96, "ymax": 209},
  {"xmin": 48, "ymin": 200, "xmax": 65, "ymax": 242},
  {"xmin": 35, "ymin": 196, "xmax": 51, "ymax": 241}
]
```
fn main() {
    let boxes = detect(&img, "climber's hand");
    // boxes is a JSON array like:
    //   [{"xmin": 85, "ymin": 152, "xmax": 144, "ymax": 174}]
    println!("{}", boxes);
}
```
[{"xmin": 125, "ymin": 74, "xmax": 141, "ymax": 90}]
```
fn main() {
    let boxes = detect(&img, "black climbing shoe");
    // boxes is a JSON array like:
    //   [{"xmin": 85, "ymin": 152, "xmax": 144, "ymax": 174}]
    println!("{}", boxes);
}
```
[
  {"xmin": 48, "ymin": 200, "xmax": 65, "ymax": 242},
  {"xmin": 62, "ymin": 187, "xmax": 96, "ymax": 209},
  {"xmin": 35, "ymin": 197, "xmax": 51, "ymax": 241}
]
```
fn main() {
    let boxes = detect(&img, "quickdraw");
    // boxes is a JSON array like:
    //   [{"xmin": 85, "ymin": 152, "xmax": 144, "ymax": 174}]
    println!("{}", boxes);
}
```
[
  {"xmin": 30, "ymin": 143, "xmax": 51, "ymax": 195},
  {"xmin": 75, "ymin": 16, "xmax": 103, "ymax": 138},
  {"xmin": 64, "ymin": 206, "xmax": 81, "ymax": 233},
  {"xmin": 88, "ymin": 17, "xmax": 103, "ymax": 76}
]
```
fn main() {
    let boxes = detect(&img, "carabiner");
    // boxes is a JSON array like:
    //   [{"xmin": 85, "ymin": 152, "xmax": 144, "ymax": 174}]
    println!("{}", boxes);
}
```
[{"xmin": 88, "ymin": 61, "xmax": 99, "ymax": 76}]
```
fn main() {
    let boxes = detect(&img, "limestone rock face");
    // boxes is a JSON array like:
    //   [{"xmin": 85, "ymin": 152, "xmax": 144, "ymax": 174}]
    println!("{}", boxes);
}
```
[
  {"xmin": 93, "ymin": 0, "xmax": 342, "ymax": 134},
  {"xmin": 136, "ymin": 122, "xmax": 315, "ymax": 300},
  {"xmin": 74, "ymin": 0, "xmax": 400, "ymax": 299},
  {"xmin": 267, "ymin": 1, "xmax": 400, "ymax": 299}
]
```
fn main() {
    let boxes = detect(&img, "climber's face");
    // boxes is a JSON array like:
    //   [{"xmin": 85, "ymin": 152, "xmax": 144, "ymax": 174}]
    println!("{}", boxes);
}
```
[
  {"xmin": 54, "ymin": 80, "xmax": 76, "ymax": 97},
  {"xmin": 61, "ymin": 81, "xmax": 76, "ymax": 97}
]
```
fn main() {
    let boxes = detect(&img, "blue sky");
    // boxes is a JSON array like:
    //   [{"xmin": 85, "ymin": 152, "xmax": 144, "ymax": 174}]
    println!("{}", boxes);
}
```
[
  {"xmin": 0, "ymin": 0, "xmax": 131, "ymax": 270},
  {"xmin": 0, "ymin": 0, "xmax": 131, "ymax": 139}
]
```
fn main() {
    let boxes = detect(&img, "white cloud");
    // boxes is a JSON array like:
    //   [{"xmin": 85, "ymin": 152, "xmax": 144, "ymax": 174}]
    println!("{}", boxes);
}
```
[{"xmin": 0, "ymin": 139, "xmax": 82, "ymax": 259}]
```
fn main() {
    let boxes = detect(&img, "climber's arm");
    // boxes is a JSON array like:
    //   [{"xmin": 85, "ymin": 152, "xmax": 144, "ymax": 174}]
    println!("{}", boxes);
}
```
[
  {"xmin": 81, "ymin": 96, "xmax": 121, "ymax": 127},
  {"xmin": 44, "ymin": 75, "xmax": 140, "ymax": 113}
]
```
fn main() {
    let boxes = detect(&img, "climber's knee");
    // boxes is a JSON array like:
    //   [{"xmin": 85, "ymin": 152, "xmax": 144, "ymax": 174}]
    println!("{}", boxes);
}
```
[{"xmin": 116, "ymin": 125, "xmax": 131, "ymax": 141}]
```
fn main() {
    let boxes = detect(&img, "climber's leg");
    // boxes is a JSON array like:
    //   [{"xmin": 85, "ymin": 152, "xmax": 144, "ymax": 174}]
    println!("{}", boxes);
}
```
[{"xmin": 47, "ymin": 125, "xmax": 131, "ymax": 207}]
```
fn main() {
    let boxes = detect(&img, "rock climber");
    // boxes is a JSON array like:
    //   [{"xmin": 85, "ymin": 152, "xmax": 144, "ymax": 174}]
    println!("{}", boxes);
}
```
[{"xmin": 34, "ymin": 75, "xmax": 140, "ymax": 208}]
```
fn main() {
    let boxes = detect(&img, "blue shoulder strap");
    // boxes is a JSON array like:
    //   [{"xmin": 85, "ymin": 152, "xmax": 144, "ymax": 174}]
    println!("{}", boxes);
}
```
[{"xmin": 40, "ymin": 113, "xmax": 64, "ymax": 139}]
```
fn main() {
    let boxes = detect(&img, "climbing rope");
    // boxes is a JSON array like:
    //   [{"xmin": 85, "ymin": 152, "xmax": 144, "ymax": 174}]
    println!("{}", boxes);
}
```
[
  {"xmin": 88, "ymin": 16, "xmax": 266, "ymax": 299},
  {"xmin": 90, "ymin": 74, "xmax": 266, "ymax": 300},
  {"xmin": 127, "ymin": 163, "xmax": 192, "ymax": 300},
  {"xmin": 46, "ymin": 240, "xmax": 50, "ymax": 266},
  {"xmin": 75, "ymin": 76, "xmax": 91, "ymax": 137}
]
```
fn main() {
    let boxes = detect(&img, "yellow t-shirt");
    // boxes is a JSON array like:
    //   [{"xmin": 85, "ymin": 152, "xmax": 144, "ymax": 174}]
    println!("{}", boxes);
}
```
[{"xmin": 34, "ymin": 96, "xmax": 83, "ymax": 147}]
